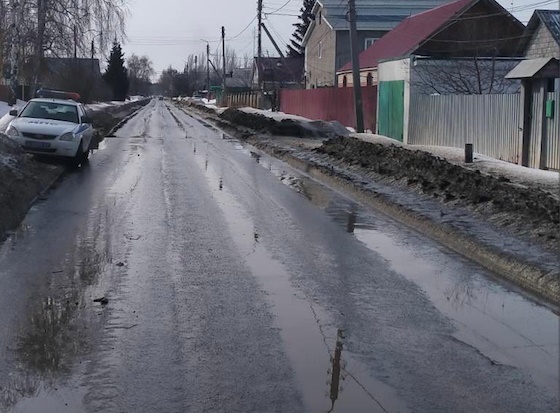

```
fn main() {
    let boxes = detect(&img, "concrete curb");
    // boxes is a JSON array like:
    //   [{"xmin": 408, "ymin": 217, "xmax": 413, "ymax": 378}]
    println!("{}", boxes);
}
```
[{"xmin": 178, "ymin": 101, "xmax": 560, "ymax": 307}]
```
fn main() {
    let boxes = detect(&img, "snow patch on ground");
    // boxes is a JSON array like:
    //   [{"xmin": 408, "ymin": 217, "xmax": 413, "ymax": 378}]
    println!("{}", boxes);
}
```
[
  {"xmin": 351, "ymin": 133, "xmax": 403, "ymax": 146},
  {"xmin": 238, "ymin": 107, "xmax": 312, "ymax": 122}
]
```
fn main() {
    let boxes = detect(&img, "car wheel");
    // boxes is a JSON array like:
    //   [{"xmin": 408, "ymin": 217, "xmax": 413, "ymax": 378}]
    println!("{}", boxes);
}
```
[{"xmin": 70, "ymin": 141, "xmax": 86, "ymax": 167}]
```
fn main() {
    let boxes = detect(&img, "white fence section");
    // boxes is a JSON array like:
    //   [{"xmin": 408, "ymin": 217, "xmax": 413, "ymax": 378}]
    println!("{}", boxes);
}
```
[{"xmin": 408, "ymin": 94, "xmax": 522, "ymax": 164}]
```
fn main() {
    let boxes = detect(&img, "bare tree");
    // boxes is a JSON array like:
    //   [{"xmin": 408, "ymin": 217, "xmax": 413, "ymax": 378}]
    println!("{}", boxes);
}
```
[
  {"xmin": 410, "ymin": 56, "xmax": 520, "ymax": 95},
  {"xmin": 0, "ymin": 0, "xmax": 129, "ymax": 96},
  {"xmin": 127, "ymin": 54, "xmax": 154, "ymax": 95}
]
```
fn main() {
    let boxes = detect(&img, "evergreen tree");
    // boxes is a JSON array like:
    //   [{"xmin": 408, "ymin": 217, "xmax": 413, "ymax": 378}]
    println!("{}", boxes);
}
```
[
  {"xmin": 103, "ymin": 41, "xmax": 130, "ymax": 101},
  {"xmin": 287, "ymin": 0, "xmax": 315, "ymax": 58}
]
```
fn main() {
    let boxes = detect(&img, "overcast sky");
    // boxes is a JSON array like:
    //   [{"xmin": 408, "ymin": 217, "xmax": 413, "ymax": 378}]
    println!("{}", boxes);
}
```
[{"xmin": 122, "ymin": 0, "xmax": 559, "ymax": 76}]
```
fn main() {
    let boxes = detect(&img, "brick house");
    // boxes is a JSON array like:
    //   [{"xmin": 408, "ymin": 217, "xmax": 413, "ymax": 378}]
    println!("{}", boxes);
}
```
[{"xmin": 301, "ymin": 0, "xmax": 453, "ymax": 89}]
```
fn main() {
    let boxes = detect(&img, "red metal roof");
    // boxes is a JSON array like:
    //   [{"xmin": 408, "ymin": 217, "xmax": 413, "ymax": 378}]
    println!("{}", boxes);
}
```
[{"xmin": 339, "ymin": 0, "xmax": 473, "ymax": 72}]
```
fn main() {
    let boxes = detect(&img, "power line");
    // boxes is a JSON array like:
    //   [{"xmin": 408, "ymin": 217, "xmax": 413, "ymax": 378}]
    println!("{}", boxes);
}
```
[
  {"xmin": 229, "ymin": 16, "xmax": 258, "ymax": 40},
  {"xmin": 264, "ymin": 0, "xmax": 295, "ymax": 15}
]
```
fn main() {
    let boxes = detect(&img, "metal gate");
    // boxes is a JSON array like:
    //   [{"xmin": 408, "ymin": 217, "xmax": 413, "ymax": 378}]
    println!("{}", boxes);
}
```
[{"xmin": 378, "ymin": 80, "xmax": 404, "ymax": 142}]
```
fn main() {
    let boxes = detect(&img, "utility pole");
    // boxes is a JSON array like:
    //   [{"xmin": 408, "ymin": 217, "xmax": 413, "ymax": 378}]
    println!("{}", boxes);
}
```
[
  {"xmin": 222, "ymin": 26, "xmax": 227, "ymax": 106},
  {"xmin": 206, "ymin": 42, "xmax": 211, "ymax": 101},
  {"xmin": 348, "ymin": 0, "xmax": 364, "ymax": 133},
  {"xmin": 91, "ymin": 39, "xmax": 95, "ymax": 90},
  {"xmin": 74, "ymin": 26, "xmax": 78, "ymax": 59},
  {"xmin": 8, "ymin": 0, "xmax": 19, "ymax": 102},
  {"xmin": 194, "ymin": 55, "xmax": 198, "ymax": 91},
  {"xmin": 257, "ymin": 0, "xmax": 263, "ymax": 58},
  {"xmin": 261, "ymin": 23, "xmax": 285, "ymax": 58}
]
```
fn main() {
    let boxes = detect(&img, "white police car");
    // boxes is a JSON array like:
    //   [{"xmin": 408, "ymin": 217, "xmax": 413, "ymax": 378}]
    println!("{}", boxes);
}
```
[{"xmin": 6, "ymin": 98, "xmax": 94, "ymax": 166}]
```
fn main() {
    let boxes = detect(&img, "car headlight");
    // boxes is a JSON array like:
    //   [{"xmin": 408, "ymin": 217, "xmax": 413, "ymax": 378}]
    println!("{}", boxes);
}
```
[
  {"xmin": 6, "ymin": 126, "xmax": 19, "ymax": 138},
  {"xmin": 59, "ymin": 132, "xmax": 75, "ymax": 142}
]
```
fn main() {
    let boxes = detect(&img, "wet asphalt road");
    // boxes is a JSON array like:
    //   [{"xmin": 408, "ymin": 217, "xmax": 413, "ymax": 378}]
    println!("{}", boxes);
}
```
[{"xmin": 0, "ymin": 99, "xmax": 558, "ymax": 413}]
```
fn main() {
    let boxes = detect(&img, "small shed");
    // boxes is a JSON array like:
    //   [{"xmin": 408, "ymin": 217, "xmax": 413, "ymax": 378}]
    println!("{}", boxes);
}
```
[{"xmin": 506, "ymin": 57, "xmax": 560, "ymax": 169}]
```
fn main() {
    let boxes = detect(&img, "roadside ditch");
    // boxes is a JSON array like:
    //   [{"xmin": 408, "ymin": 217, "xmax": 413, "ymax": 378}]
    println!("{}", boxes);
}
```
[
  {"xmin": 0, "ymin": 98, "xmax": 150, "ymax": 242},
  {"xmin": 177, "ymin": 100, "xmax": 560, "ymax": 305}
]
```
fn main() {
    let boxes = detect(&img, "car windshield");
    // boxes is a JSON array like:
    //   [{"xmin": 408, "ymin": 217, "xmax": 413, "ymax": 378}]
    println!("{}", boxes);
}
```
[{"xmin": 20, "ymin": 101, "xmax": 79, "ymax": 124}]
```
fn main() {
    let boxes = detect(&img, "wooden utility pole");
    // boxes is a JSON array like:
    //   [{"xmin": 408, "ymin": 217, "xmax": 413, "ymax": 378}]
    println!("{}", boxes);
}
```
[
  {"xmin": 74, "ymin": 26, "xmax": 78, "ymax": 59},
  {"xmin": 8, "ymin": 0, "xmax": 19, "ymax": 100},
  {"xmin": 206, "ymin": 42, "xmax": 211, "ymax": 101},
  {"xmin": 257, "ymin": 0, "xmax": 263, "ymax": 58},
  {"xmin": 222, "ymin": 26, "xmax": 227, "ymax": 105},
  {"xmin": 348, "ymin": 0, "xmax": 364, "ymax": 133},
  {"xmin": 261, "ymin": 23, "xmax": 285, "ymax": 58}
]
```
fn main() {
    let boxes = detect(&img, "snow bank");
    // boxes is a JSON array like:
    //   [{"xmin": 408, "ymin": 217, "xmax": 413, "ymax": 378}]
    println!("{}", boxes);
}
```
[
  {"xmin": 411, "ymin": 144, "xmax": 559, "ymax": 195},
  {"xmin": 347, "ymin": 134, "xmax": 559, "ymax": 196},
  {"xmin": 238, "ymin": 107, "xmax": 312, "ymax": 123}
]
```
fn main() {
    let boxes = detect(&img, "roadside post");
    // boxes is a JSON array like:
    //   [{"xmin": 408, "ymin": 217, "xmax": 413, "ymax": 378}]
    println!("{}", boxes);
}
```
[{"xmin": 465, "ymin": 143, "xmax": 474, "ymax": 163}]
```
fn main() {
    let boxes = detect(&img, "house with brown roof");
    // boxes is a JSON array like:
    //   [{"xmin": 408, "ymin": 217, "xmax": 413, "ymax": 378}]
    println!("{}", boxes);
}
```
[
  {"xmin": 336, "ymin": 0, "xmax": 525, "ymax": 141},
  {"xmin": 301, "ymin": 0, "xmax": 454, "ymax": 89}
]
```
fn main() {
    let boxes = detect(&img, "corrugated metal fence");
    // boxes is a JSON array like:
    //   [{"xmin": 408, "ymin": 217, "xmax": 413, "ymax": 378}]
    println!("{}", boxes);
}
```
[
  {"xmin": 226, "ymin": 91, "xmax": 262, "ymax": 109},
  {"xmin": 544, "ymin": 92, "xmax": 560, "ymax": 171},
  {"xmin": 280, "ymin": 86, "xmax": 378, "ymax": 132},
  {"xmin": 409, "ymin": 94, "xmax": 522, "ymax": 164}
]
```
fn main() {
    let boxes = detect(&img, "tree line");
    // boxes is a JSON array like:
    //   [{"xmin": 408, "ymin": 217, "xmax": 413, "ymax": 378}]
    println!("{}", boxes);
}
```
[
  {"xmin": 0, "ymin": 0, "xmax": 316, "ymax": 101},
  {"xmin": 0, "ymin": 0, "xmax": 127, "ymax": 100}
]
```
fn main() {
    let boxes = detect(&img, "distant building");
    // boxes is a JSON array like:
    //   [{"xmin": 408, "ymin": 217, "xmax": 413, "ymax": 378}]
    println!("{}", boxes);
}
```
[{"xmin": 252, "ymin": 57, "xmax": 304, "ymax": 90}]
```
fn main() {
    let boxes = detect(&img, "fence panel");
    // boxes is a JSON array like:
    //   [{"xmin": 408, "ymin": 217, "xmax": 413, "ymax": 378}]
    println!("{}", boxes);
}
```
[
  {"xmin": 226, "ymin": 91, "xmax": 262, "ymax": 109},
  {"xmin": 279, "ymin": 86, "xmax": 377, "ymax": 132},
  {"xmin": 528, "ymin": 90, "xmax": 546, "ymax": 169},
  {"xmin": 545, "ymin": 92, "xmax": 560, "ymax": 171},
  {"xmin": 409, "ymin": 94, "xmax": 521, "ymax": 164}
]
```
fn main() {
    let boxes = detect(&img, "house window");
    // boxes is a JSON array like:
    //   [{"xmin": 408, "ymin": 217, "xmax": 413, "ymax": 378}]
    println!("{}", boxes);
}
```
[
  {"xmin": 364, "ymin": 38, "xmax": 378, "ymax": 50},
  {"xmin": 318, "ymin": 42, "xmax": 323, "ymax": 59},
  {"xmin": 319, "ymin": 11, "xmax": 322, "ymax": 25},
  {"xmin": 366, "ymin": 73, "xmax": 373, "ymax": 86},
  {"xmin": 342, "ymin": 76, "xmax": 347, "ymax": 88}
]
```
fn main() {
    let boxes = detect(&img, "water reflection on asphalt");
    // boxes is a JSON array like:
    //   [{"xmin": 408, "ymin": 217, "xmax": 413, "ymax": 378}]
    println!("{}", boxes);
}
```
[
  {"xmin": 194, "ymin": 145, "xmax": 409, "ymax": 412},
  {"xmin": 1, "ymin": 188, "xmax": 117, "ymax": 412},
  {"xmin": 249, "ymin": 146, "xmax": 560, "ymax": 398}
]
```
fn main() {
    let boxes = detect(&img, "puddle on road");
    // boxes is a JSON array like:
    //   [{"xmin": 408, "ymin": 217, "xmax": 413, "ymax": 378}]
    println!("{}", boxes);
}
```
[
  {"xmin": 353, "ymin": 227, "xmax": 559, "ymax": 395},
  {"xmin": 198, "ymin": 134, "xmax": 559, "ymax": 401},
  {"xmin": 243, "ymin": 147, "xmax": 559, "ymax": 398},
  {"xmin": 2, "ymin": 195, "xmax": 123, "ymax": 412},
  {"xmin": 192, "ymin": 148, "xmax": 409, "ymax": 413}
]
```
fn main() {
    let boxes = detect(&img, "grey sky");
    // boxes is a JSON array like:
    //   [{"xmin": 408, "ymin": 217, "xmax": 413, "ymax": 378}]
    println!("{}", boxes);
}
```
[{"xmin": 123, "ymin": 0, "xmax": 559, "ymax": 75}]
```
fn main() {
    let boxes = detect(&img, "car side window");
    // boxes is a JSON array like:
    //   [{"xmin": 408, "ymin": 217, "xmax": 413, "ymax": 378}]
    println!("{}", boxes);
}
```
[{"xmin": 80, "ymin": 105, "xmax": 91, "ymax": 124}]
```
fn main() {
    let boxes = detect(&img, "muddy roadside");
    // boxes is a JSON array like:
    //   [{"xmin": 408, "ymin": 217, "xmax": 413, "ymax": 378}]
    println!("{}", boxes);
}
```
[
  {"xmin": 0, "ymin": 99, "xmax": 150, "ymax": 241},
  {"xmin": 176, "ymin": 100, "xmax": 559, "ymax": 305}
]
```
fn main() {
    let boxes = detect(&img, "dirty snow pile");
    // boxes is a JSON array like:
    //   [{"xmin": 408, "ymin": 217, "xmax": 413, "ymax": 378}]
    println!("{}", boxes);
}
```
[{"xmin": 0, "ymin": 133, "xmax": 24, "ymax": 172}]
